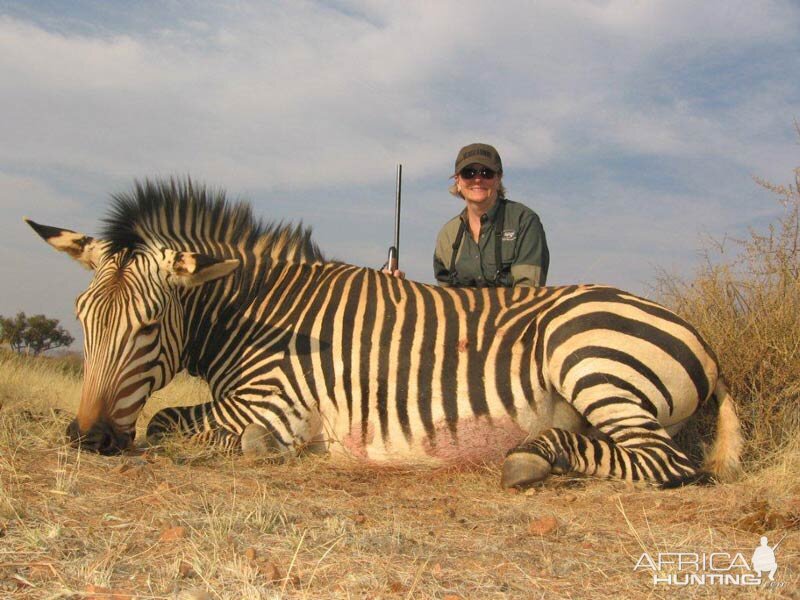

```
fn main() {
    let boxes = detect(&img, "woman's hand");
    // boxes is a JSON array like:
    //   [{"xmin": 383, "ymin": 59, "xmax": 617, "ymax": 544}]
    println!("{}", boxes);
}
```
[{"xmin": 382, "ymin": 268, "xmax": 405, "ymax": 279}]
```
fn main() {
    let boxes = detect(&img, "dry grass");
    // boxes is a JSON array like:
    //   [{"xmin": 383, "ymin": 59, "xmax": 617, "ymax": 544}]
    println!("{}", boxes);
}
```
[
  {"xmin": 655, "ymin": 163, "xmax": 800, "ymax": 468},
  {"xmin": 3, "ymin": 157, "xmax": 800, "ymax": 598},
  {"xmin": 0, "ymin": 351, "xmax": 799, "ymax": 599}
]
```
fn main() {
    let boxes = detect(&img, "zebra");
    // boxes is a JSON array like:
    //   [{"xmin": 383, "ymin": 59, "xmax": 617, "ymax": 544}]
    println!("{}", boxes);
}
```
[{"xmin": 26, "ymin": 177, "xmax": 743, "ymax": 488}]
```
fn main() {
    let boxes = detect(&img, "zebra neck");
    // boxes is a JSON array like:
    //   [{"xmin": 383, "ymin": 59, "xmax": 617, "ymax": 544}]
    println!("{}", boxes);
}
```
[{"xmin": 179, "ymin": 261, "xmax": 327, "ymax": 385}]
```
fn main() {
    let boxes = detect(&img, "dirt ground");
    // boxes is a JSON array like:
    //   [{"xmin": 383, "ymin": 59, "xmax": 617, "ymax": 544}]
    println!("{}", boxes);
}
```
[{"xmin": 0, "ymin": 361, "xmax": 798, "ymax": 599}]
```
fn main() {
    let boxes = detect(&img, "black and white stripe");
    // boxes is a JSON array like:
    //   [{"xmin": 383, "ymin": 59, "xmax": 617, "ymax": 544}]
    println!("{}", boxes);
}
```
[{"xmin": 30, "ymin": 178, "xmax": 743, "ymax": 486}]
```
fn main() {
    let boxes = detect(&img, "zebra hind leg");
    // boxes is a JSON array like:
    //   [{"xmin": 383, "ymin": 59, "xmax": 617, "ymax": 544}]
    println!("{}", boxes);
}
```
[{"xmin": 501, "ymin": 410, "xmax": 701, "ymax": 489}]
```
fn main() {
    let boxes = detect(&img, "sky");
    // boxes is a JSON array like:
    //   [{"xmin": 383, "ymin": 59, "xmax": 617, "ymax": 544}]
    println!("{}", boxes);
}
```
[{"xmin": 1, "ymin": 0, "xmax": 799, "ymax": 349}]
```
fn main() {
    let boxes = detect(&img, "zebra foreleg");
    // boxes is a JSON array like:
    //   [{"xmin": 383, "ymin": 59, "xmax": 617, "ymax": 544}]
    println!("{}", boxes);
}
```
[
  {"xmin": 501, "ymin": 422, "xmax": 699, "ymax": 489},
  {"xmin": 146, "ymin": 391, "xmax": 325, "ymax": 458},
  {"xmin": 145, "ymin": 402, "xmax": 240, "ymax": 450},
  {"xmin": 223, "ymin": 389, "xmax": 326, "ymax": 459},
  {"xmin": 146, "ymin": 402, "xmax": 215, "ymax": 443}
]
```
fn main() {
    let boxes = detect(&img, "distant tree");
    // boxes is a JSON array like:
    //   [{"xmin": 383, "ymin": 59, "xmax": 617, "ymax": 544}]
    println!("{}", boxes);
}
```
[{"xmin": 0, "ymin": 312, "xmax": 75, "ymax": 355}]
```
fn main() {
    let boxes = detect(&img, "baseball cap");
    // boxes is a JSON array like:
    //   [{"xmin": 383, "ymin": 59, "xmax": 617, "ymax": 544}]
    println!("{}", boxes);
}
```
[{"xmin": 454, "ymin": 143, "xmax": 503, "ymax": 175}]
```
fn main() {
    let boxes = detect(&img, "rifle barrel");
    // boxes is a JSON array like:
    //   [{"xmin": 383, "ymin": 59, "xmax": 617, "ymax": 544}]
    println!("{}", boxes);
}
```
[{"xmin": 394, "ymin": 164, "xmax": 402, "ymax": 261}]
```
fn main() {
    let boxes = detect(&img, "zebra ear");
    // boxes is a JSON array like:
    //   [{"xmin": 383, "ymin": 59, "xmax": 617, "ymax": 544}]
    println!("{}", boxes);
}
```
[
  {"xmin": 162, "ymin": 249, "xmax": 240, "ymax": 288},
  {"xmin": 25, "ymin": 218, "xmax": 105, "ymax": 271}
]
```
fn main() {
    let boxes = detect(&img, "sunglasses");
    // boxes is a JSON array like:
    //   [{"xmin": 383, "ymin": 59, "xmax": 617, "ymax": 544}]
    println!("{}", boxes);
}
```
[{"xmin": 459, "ymin": 167, "xmax": 497, "ymax": 180}]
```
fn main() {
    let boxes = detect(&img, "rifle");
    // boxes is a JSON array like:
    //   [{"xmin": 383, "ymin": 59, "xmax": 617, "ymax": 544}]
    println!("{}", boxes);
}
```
[{"xmin": 385, "ymin": 164, "xmax": 402, "ymax": 273}]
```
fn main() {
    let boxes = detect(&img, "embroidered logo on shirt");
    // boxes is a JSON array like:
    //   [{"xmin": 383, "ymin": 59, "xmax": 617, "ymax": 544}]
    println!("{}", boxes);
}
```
[{"xmin": 501, "ymin": 229, "xmax": 517, "ymax": 241}]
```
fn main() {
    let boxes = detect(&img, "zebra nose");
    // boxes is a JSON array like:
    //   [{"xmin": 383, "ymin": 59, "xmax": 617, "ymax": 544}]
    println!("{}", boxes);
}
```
[
  {"xmin": 66, "ymin": 419, "xmax": 82, "ymax": 444},
  {"xmin": 66, "ymin": 419, "xmax": 133, "ymax": 455}
]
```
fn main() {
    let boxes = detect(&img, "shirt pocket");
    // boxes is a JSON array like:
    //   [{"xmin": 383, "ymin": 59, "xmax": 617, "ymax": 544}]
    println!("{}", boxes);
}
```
[{"xmin": 500, "ymin": 230, "xmax": 517, "ymax": 265}]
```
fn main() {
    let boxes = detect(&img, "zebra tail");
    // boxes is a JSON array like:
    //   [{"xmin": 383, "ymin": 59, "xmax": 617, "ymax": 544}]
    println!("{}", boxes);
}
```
[{"xmin": 703, "ymin": 379, "xmax": 744, "ymax": 482}]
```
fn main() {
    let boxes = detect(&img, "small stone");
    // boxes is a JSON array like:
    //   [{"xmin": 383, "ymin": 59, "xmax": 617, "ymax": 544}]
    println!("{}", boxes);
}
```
[
  {"xmin": 85, "ymin": 584, "xmax": 133, "ymax": 600},
  {"xmin": 257, "ymin": 561, "xmax": 282, "ymax": 582},
  {"xmin": 528, "ymin": 515, "xmax": 559, "ymax": 536},
  {"xmin": 142, "ymin": 494, "xmax": 165, "ymax": 507},
  {"xmin": 388, "ymin": 580, "xmax": 405, "ymax": 593},
  {"xmin": 28, "ymin": 564, "xmax": 53, "ymax": 581},
  {"xmin": 159, "ymin": 525, "xmax": 187, "ymax": 542}
]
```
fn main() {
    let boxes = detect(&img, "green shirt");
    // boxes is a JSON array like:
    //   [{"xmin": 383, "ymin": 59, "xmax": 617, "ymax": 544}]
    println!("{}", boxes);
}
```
[{"xmin": 433, "ymin": 198, "xmax": 549, "ymax": 287}]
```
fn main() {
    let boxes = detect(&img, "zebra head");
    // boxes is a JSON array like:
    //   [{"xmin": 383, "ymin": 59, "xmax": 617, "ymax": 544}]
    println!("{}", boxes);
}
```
[{"xmin": 26, "ymin": 219, "xmax": 239, "ymax": 454}]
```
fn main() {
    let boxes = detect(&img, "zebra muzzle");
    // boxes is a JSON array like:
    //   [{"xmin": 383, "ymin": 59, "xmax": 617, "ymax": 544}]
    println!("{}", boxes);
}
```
[{"xmin": 66, "ymin": 419, "xmax": 135, "ymax": 455}]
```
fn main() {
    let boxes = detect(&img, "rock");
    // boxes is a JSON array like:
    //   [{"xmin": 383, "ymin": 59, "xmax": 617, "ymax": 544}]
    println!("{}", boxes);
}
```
[
  {"xmin": 179, "ymin": 561, "xmax": 195, "ymax": 578},
  {"xmin": 528, "ymin": 515, "xmax": 559, "ymax": 536},
  {"xmin": 388, "ymin": 580, "xmax": 406, "ymax": 593},
  {"xmin": 28, "ymin": 564, "xmax": 54, "ymax": 581},
  {"xmin": 257, "ymin": 560, "xmax": 283, "ymax": 583},
  {"xmin": 85, "ymin": 584, "xmax": 133, "ymax": 600},
  {"xmin": 159, "ymin": 525, "xmax": 187, "ymax": 542}
]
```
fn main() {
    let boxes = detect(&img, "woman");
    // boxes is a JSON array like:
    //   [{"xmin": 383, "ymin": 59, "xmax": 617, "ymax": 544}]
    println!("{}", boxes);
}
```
[{"xmin": 433, "ymin": 143, "xmax": 549, "ymax": 287}]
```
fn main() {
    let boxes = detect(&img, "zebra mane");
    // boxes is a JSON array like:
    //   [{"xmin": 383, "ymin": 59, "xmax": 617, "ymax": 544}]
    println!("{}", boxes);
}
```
[{"xmin": 101, "ymin": 177, "xmax": 326, "ymax": 264}]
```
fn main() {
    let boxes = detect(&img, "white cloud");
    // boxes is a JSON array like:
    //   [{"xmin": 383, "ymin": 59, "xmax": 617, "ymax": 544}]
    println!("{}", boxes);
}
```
[
  {"xmin": 2, "ymin": 2, "xmax": 797, "ymax": 186},
  {"xmin": 0, "ymin": 0, "xmax": 798, "ymax": 345}
]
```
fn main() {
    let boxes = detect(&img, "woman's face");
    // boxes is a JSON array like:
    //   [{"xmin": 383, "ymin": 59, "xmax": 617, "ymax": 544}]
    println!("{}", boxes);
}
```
[{"xmin": 457, "ymin": 163, "xmax": 501, "ymax": 206}]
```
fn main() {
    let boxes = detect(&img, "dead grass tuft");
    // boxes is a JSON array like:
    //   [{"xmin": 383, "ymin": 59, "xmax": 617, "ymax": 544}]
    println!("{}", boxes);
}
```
[{"xmin": 656, "ymin": 158, "xmax": 800, "ymax": 472}]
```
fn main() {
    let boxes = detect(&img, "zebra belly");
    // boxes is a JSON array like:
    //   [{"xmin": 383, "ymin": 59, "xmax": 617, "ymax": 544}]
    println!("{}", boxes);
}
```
[
  {"xmin": 422, "ymin": 417, "xmax": 528, "ymax": 463},
  {"xmin": 331, "ymin": 416, "xmax": 528, "ymax": 465}
]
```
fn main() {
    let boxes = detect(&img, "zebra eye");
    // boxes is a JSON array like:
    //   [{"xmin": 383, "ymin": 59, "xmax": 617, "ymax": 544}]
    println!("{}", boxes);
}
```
[{"xmin": 139, "ymin": 321, "xmax": 160, "ymax": 336}]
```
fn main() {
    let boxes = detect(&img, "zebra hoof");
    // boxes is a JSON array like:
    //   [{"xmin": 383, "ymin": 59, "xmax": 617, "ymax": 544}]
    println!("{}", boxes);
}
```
[
  {"xmin": 145, "ymin": 427, "xmax": 167, "ymax": 447},
  {"xmin": 501, "ymin": 453, "xmax": 552, "ymax": 489},
  {"xmin": 241, "ymin": 423, "xmax": 282, "ymax": 460},
  {"xmin": 300, "ymin": 434, "xmax": 328, "ymax": 456}
]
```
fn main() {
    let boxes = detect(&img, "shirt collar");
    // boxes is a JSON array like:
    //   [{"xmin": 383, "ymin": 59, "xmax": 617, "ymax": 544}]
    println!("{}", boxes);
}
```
[{"xmin": 460, "ymin": 197, "xmax": 505, "ymax": 226}]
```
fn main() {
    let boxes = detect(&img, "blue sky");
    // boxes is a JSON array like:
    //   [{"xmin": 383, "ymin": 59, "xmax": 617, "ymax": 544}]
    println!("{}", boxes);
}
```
[{"xmin": 1, "ymin": 0, "xmax": 799, "ymax": 347}]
